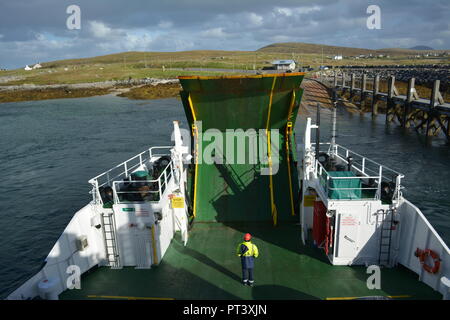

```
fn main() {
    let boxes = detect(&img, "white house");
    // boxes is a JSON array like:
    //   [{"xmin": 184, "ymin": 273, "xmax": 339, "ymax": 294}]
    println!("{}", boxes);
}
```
[
  {"xmin": 271, "ymin": 60, "xmax": 296, "ymax": 71},
  {"xmin": 333, "ymin": 55, "xmax": 343, "ymax": 60},
  {"xmin": 24, "ymin": 65, "xmax": 32, "ymax": 71},
  {"xmin": 32, "ymin": 63, "xmax": 42, "ymax": 69}
]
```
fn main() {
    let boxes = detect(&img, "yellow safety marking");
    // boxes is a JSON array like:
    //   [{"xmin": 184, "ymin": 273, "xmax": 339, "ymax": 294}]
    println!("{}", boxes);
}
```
[
  {"xmin": 285, "ymin": 121, "xmax": 295, "ymax": 216},
  {"xmin": 266, "ymin": 76, "xmax": 278, "ymax": 226},
  {"xmin": 151, "ymin": 224, "xmax": 158, "ymax": 265},
  {"xmin": 187, "ymin": 94, "xmax": 197, "ymax": 122},
  {"xmin": 286, "ymin": 90, "xmax": 296, "ymax": 122},
  {"xmin": 187, "ymin": 93, "xmax": 199, "ymax": 218},
  {"xmin": 171, "ymin": 196, "xmax": 185, "ymax": 208},
  {"xmin": 304, "ymin": 195, "xmax": 316, "ymax": 207},
  {"xmin": 192, "ymin": 124, "xmax": 199, "ymax": 218},
  {"xmin": 285, "ymin": 90, "xmax": 296, "ymax": 216},
  {"xmin": 87, "ymin": 295, "xmax": 174, "ymax": 300},
  {"xmin": 326, "ymin": 295, "xmax": 411, "ymax": 300}
]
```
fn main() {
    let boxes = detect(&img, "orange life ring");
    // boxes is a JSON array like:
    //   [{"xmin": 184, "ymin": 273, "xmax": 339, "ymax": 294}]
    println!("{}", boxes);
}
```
[{"xmin": 415, "ymin": 248, "xmax": 441, "ymax": 274}]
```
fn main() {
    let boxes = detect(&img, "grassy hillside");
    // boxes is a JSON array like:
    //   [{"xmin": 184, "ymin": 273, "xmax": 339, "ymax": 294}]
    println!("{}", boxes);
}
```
[
  {"xmin": 258, "ymin": 42, "xmax": 449, "ymax": 56},
  {"xmin": 0, "ymin": 43, "xmax": 448, "ymax": 87}
]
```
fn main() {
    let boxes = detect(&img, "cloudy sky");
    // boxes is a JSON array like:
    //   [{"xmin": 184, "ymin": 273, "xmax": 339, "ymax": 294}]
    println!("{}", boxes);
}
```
[{"xmin": 1, "ymin": 0, "xmax": 449, "ymax": 69}]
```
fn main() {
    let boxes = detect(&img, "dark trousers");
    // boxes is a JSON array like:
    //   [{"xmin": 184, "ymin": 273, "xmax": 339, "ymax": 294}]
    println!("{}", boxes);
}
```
[{"xmin": 242, "ymin": 268, "xmax": 254, "ymax": 282}]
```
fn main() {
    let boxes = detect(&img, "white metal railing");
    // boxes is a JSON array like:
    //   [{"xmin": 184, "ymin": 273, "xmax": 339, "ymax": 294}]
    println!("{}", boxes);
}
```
[
  {"xmin": 112, "ymin": 160, "xmax": 174, "ymax": 203},
  {"xmin": 315, "ymin": 160, "xmax": 381, "ymax": 200},
  {"xmin": 88, "ymin": 146, "xmax": 173, "ymax": 205},
  {"xmin": 311, "ymin": 142, "xmax": 404, "ymax": 201}
]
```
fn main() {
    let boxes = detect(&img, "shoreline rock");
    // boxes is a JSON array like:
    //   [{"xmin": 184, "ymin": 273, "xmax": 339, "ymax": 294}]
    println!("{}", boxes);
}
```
[{"xmin": 0, "ymin": 78, "xmax": 180, "ymax": 103}]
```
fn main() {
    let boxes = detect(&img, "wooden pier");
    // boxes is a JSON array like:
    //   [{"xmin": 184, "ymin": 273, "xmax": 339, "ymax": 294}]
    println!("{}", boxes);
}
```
[{"xmin": 322, "ymin": 73, "xmax": 450, "ymax": 141}]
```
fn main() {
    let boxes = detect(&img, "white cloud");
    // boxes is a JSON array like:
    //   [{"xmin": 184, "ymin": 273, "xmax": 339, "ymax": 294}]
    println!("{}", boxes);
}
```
[
  {"xmin": 201, "ymin": 27, "xmax": 229, "ymax": 39},
  {"xmin": 293, "ymin": 5, "xmax": 321, "ymax": 15},
  {"xmin": 276, "ymin": 8, "xmax": 293, "ymax": 17},
  {"xmin": 275, "ymin": 5, "xmax": 321, "ymax": 17},
  {"xmin": 248, "ymin": 13, "xmax": 263, "ymax": 26},
  {"xmin": 158, "ymin": 21, "xmax": 173, "ymax": 29},
  {"xmin": 89, "ymin": 21, "xmax": 125, "ymax": 39}
]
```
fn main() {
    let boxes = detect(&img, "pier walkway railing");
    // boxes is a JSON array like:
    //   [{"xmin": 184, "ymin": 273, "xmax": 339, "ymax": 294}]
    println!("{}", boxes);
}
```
[{"xmin": 319, "ymin": 72, "xmax": 450, "ymax": 141}]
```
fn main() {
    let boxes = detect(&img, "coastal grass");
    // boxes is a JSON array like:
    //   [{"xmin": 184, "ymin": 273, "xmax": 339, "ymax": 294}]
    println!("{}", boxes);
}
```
[{"xmin": 1, "ymin": 48, "xmax": 448, "ymax": 87}]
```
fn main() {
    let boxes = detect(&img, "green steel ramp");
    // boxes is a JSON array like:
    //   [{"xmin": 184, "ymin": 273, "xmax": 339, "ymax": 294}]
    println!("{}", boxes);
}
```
[{"xmin": 178, "ymin": 74, "xmax": 305, "ymax": 224}]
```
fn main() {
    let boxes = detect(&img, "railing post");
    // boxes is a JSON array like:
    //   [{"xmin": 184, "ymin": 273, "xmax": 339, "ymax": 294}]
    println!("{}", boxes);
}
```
[
  {"xmin": 139, "ymin": 154, "xmax": 143, "ymax": 167},
  {"xmin": 377, "ymin": 166, "xmax": 383, "ymax": 199},
  {"xmin": 158, "ymin": 179, "xmax": 162, "ymax": 201},
  {"xmin": 362, "ymin": 158, "xmax": 366, "ymax": 174},
  {"xmin": 124, "ymin": 163, "xmax": 128, "ymax": 177},
  {"xmin": 342, "ymin": 72, "xmax": 346, "ymax": 88},
  {"xmin": 334, "ymin": 72, "xmax": 338, "ymax": 87},
  {"xmin": 113, "ymin": 182, "xmax": 119, "ymax": 204},
  {"xmin": 164, "ymin": 169, "xmax": 168, "ymax": 189}
]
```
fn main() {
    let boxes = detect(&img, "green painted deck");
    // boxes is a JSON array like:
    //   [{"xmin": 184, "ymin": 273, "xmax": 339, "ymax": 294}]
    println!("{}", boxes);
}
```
[{"xmin": 60, "ymin": 222, "xmax": 441, "ymax": 300}]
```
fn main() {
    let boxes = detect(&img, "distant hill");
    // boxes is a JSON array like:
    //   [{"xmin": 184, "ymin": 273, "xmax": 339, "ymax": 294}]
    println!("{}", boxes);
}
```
[
  {"xmin": 409, "ymin": 45, "xmax": 434, "ymax": 50},
  {"xmin": 257, "ymin": 42, "xmax": 446, "ymax": 56}
]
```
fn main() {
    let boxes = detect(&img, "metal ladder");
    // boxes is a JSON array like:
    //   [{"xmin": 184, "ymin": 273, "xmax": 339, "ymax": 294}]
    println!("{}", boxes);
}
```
[
  {"xmin": 101, "ymin": 212, "xmax": 121, "ymax": 269},
  {"xmin": 378, "ymin": 209, "xmax": 394, "ymax": 267}
]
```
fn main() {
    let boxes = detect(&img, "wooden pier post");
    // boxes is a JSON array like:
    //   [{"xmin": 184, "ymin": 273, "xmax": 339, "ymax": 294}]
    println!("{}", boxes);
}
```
[
  {"xmin": 372, "ymin": 75, "xmax": 379, "ymax": 117},
  {"xmin": 427, "ymin": 80, "xmax": 440, "ymax": 136},
  {"xmin": 403, "ymin": 78, "xmax": 415, "ymax": 128},
  {"xmin": 361, "ymin": 73, "xmax": 367, "ymax": 107},
  {"xmin": 350, "ymin": 73, "xmax": 355, "ymax": 99},
  {"xmin": 386, "ymin": 76, "xmax": 395, "ymax": 124},
  {"xmin": 431, "ymin": 80, "xmax": 440, "ymax": 107},
  {"xmin": 341, "ymin": 72, "xmax": 346, "ymax": 94}
]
